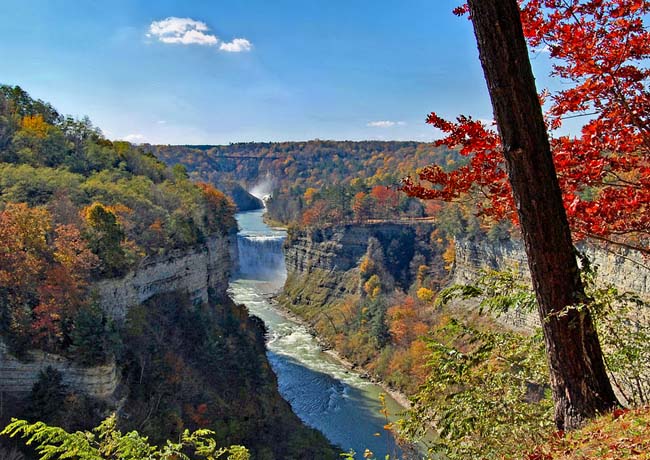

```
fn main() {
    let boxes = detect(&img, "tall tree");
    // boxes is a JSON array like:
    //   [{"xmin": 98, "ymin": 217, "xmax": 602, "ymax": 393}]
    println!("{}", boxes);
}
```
[{"xmin": 468, "ymin": 0, "xmax": 617, "ymax": 430}]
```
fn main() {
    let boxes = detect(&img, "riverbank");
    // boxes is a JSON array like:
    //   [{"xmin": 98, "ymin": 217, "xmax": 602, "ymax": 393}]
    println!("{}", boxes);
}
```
[
  {"xmin": 265, "ymin": 290, "xmax": 413, "ymax": 412},
  {"xmin": 234, "ymin": 209, "xmax": 417, "ymax": 457}
]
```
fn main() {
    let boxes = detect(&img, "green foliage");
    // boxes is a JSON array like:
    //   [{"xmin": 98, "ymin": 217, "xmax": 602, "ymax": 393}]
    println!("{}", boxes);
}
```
[
  {"xmin": 399, "ymin": 320, "xmax": 553, "ymax": 460},
  {"xmin": 420, "ymin": 261, "xmax": 650, "ymax": 458},
  {"xmin": 120, "ymin": 292, "xmax": 339, "ymax": 460},
  {"xmin": 70, "ymin": 304, "xmax": 119, "ymax": 366},
  {"xmin": 0, "ymin": 85, "xmax": 237, "ymax": 265},
  {"xmin": 26, "ymin": 367, "xmax": 68, "ymax": 423},
  {"xmin": 1, "ymin": 414, "xmax": 250, "ymax": 460},
  {"xmin": 83, "ymin": 203, "xmax": 128, "ymax": 277},
  {"xmin": 0, "ymin": 164, "xmax": 84, "ymax": 205},
  {"xmin": 574, "ymin": 255, "xmax": 650, "ymax": 406},
  {"xmin": 436, "ymin": 267, "xmax": 536, "ymax": 316}
]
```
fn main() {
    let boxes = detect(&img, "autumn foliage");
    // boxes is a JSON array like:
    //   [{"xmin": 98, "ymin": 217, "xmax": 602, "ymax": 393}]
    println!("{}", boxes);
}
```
[
  {"xmin": 0, "ymin": 204, "xmax": 98, "ymax": 352},
  {"xmin": 402, "ymin": 0, "xmax": 650, "ymax": 253}
]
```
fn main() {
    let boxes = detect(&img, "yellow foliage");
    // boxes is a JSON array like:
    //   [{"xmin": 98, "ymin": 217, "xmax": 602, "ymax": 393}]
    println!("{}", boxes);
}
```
[
  {"xmin": 359, "ymin": 256, "xmax": 374, "ymax": 275},
  {"xmin": 416, "ymin": 287, "xmax": 434, "ymax": 302},
  {"xmin": 416, "ymin": 264, "xmax": 428, "ymax": 286},
  {"xmin": 303, "ymin": 187, "xmax": 318, "ymax": 205},
  {"xmin": 363, "ymin": 274, "xmax": 381, "ymax": 299},
  {"xmin": 21, "ymin": 114, "xmax": 49, "ymax": 138},
  {"xmin": 442, "ymin": 239, "xmax": 456, "ymax": 271}
]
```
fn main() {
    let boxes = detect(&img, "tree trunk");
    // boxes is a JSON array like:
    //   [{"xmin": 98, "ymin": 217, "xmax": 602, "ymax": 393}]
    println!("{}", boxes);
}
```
[{"xmin": 467, "ymin": 0, "xmax": 618, "ymax": 430}]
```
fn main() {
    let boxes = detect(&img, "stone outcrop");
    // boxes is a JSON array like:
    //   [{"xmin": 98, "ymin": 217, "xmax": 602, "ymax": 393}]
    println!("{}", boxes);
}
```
[
  {"xmin": 0, "ymin": 232, "xmax": 236, "ymax": 399},
  {"xmin": 96, "ymin": 233, "xmax": 235, "ymax": 321},
  {"xmin": 0, "ymin": 342, "xmax": 118, "ymax": 398},
  {"xmin": 281, "ymin": 222, "xmax": 440, "ymax": 314},
  {"xmin": 450, "ymin": 236, "xmax": 650, "ymax": 331},
  {"xmin": 283, "ymin": 222, "xmax": 649, "ymax": 334},
  {"xmin": 453, "ymin": 237, "xmax": 649, "ymax": 297}
]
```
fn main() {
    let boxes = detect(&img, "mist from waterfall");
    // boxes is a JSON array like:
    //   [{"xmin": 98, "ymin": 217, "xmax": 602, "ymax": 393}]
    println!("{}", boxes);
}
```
[{"xmin": 249, "ymin": 173, "xmax": 274, "ymax": 202}]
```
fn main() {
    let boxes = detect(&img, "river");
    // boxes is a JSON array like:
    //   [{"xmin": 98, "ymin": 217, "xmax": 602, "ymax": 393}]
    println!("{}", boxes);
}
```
[{"xmin": 229, "ymin": 209, "xmax": 409, "ymax": 458}]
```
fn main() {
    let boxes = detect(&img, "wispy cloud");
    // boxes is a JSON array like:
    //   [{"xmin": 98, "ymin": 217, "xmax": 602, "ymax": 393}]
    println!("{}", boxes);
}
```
[
  {"xmin": 219, "ymin": 38, "xmax": 253, "ymax": 53},
  {"xmin": 147, "ymin": 17, "xmax": 252, "ymax": 52},
  {"xmin": 122, "ymin": 133, "xmax": 147, "ymax": 144},
  {"xmin": 367, "ymin": 120, "xmax": 406, "ymax": 128}
]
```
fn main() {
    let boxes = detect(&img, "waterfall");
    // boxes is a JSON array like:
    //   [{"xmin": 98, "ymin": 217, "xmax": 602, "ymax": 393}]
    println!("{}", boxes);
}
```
[{"xmin": 236, "ymin": 234, "xmax": 286, "ymax": 280}]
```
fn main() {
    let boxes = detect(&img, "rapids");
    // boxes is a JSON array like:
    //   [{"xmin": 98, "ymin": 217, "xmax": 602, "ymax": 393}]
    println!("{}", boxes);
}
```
[{"xmin": 229, "ymin": 209, "xmax": 409, "ymax": 458}]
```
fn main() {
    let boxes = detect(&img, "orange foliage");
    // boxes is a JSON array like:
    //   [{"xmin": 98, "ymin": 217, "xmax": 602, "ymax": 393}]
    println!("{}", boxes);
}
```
[
  {"xmin": 301, "ymin": 200, "xmax": 328, "ymax": 227},
  {"xmin": 352, "ymin": 192, "xmax": 372, "ymax": 222},
  {"xmin": 0, "ymin": 203, "xmax": 96, "ymax": 352},
  {"xmin": 53, "ymin": 224, "xmax": 99, "ymax": 279},
  {"xmin": 197, "ymin": 182, "xmax": 236, "ymax": 234},
  {"xmin": 303, "ymin": 187, "xmax": 318, "ymax": 205},
  {"xmin": 387, "ymin": 296, "xmax": 429, "ymax": 347}
]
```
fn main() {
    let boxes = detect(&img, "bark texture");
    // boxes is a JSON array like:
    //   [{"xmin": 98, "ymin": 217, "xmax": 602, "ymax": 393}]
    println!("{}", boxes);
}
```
[{"xmin": 467, "ymin": 0, "xmax": 618, "ymax": 430}]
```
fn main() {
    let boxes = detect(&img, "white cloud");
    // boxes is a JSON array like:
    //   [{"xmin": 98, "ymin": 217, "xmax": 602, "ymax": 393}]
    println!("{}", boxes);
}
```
[
  {"xmin": 148, "ymin": 17, "xmax": 252, "ymax": 52},
  {"xmin": 367, "ymin": 120, "xmax": 406, "ymax": 128},
  {"xmin": 149, "ymin": 17, "xmax": 217, "ymax": 46},
  {"xmin": 219, "ymin": 38, "xmax": 253, "ymax": 52},
  {"xmin": 122, "ymin": 133, "xmax": 147, "ymax": 144},
  {"xmin": 157, "ymin": 120, "xmax": 167, "ymax": 124}
]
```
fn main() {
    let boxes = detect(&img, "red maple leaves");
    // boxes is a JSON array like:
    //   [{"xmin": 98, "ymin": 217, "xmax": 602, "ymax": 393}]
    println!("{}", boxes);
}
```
[{"xmin": 404, "ymin": 0, "xmax": 650, "ymax": 253}]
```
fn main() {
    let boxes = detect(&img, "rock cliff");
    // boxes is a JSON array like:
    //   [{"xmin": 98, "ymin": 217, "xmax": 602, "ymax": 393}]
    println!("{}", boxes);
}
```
[
  {"xmin": 451, "ymin": 236, "xmax": 649, "ymax": 331},
  {"xmin": 96, "ymin": 233, "xmax": 236, "ymax": 321},
  {"xmin": 453, "ymin": 237, "xmax": 649, "ymax": 296},
  {"xmin": 0, "ymin": 342, "xmax": 118, "ymax": 399},
  {"xmin": 0, "ymin": 232, "xmax": 237, "ymax": 400},
  {"xmin": 282, "ymin": 223, "xmax": 649, "ymax": 333},
  {"xmin": 281, "ymin": 222, "xmax": 441, "ymax": 314}
]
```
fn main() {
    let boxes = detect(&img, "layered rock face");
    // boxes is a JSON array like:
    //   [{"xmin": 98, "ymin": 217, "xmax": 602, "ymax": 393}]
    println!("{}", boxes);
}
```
[
  {"xmin": 96, "ymin": 233, "xmax": 235, "ymax": 321},
  {"xmin": 0, "ymin": 342, "xmax": 117, "ymax": 398},
  {"xmin": 281, "ymin": 222, "xmax": 440, "ymax": 314},
  {"xmin": 453, "ymin": 237, "xmax": 649, "ymax": 296},
  {"xmin": 451, "ymin": 236, "xmax": 649, "ymax": 331},
  {"xmin": 283, "ymin": 223, "xmax": 649, "ymax": 333},
  {"xmin": 0, "ymin": 232, "xmax": 235, "ymax": 399}
]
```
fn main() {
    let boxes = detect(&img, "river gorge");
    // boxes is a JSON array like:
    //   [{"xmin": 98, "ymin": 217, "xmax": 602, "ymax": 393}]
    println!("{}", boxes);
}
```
[{"xmin": 231, "ymin": 209, "xmax": 407, "ymax": 458}]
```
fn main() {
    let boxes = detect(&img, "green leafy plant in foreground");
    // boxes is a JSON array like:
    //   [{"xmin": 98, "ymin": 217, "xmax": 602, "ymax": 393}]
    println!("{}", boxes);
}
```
[
  {"xmin": 404, "ymin": 258, "xmax": 650, "ymax": 459},
  {"xmin": 1, "ymin": 414, "xmax": 249, "ymax": 460},
  {"xmin": 399, "ymin": 319, "xmax": 553, "ymax": 460}
]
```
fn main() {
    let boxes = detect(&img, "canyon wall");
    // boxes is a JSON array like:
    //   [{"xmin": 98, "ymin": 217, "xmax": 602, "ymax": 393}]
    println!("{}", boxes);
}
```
[
  {"xmin": 281, "ymin": 222, "xmax": 441, "ymax": 315},
  {"xmin": 453, "ymin": 237, "xmax": 649, "ymax": 297},
  {"xmin": 96, "ymin": 233, "xmax": 236, "ymax": 321},
  {"xmin": 283, "ymin": 223, "xmax": 649, "ymax": 333},
  {"xmin": 451, "ymin": 236, "xmax": 649, "ymax": 331},
  {"xmin": 0, "ymin": 232, "xmax": 236, "ymax": 399},
  {"xmin": 0, "ymin": 342, "xmax": 118, "ymax": 398}
]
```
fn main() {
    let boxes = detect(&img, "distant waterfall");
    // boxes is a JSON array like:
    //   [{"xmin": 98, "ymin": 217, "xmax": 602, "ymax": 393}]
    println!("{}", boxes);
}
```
[{"xmin": 236, "ymin": 234, "xmax": 286, "ymax": 280}]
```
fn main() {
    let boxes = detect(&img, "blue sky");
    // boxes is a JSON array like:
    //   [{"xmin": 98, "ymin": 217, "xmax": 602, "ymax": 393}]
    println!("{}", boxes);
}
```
[{"xmin": 0, "ymin": 0, "xmax": 557, "ymax": 144}]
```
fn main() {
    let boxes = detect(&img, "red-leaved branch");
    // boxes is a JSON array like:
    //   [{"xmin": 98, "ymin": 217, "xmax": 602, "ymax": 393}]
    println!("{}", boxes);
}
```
[{"xmin": 403, "ymin": 0, "xmax": 650, "ymax": 253}]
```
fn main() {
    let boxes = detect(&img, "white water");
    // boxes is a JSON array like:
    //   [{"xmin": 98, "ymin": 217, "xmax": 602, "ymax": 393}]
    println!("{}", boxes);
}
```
[{"xmin": 230, "ymin": 209, "xmax": 411, "ymax": 458}]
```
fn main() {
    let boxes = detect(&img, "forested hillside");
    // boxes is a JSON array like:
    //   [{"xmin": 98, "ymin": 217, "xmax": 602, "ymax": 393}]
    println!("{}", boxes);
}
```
[
  {"xmin": 146, "ymin": 141, "xmax": 461, "ymax": 224},
  {"xmin": 0, "ymin": 85, "xmax": 339, "ymax": 460},
  {"xmin": 0, "ymin": 84, "xmax": 235, "ymax": 358}
]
